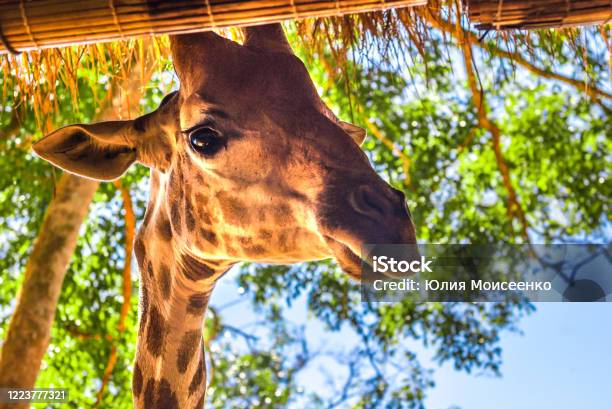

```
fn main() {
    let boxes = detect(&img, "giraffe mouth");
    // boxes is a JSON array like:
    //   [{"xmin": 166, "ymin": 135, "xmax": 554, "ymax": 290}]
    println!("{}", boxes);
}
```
[
  {"xmin": 327, "ymin": 240, "xmax": 422, "ymax": 282},
  {"xmin": 323, "ymin": 236, "xmax": 366, "ymax": 280}
]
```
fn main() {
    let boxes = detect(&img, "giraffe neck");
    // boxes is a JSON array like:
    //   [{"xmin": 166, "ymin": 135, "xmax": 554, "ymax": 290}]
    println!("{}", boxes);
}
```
[{"xmin": 132, "ymin": 194, "xmax": 230, "ymax": 409}]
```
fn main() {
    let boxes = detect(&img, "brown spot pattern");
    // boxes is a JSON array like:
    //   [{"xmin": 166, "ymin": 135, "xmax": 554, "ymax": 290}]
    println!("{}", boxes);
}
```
[
  {"xmin": 180, "ymin": 253, "xmax": 216, "ymax": 281},
  {"xmin": 219, "ymin": 194, "xmax": 249, "ymax": 225},
  {"xmin": 238, "ymin": 236, "xmax": 253, "ymax": 246},
  {"xmin": 198, "ymin": 210, "xmax": 213, "ymax": 226},
  {"xmin": 146, "ymin": 261, "xmax": 154, "ymax": 279},
  {"xmin": 278, "ymin": 230, "xmax": 289, "ymax": 252},
  {"xmin": 170, "ymin": 203, "xmax": 182, "ymax": 235},
  {"xmin": 183, "ymin": 181, "xmax": 196, "ymax": 232},
  {"xmin": 259, "ymin": 229, "xmax": 273, "ymax": 240},
  {"xmin": 142, "ymin": 378, "xmax": 179, "ymax": 409},
  {"xmin": 195, "ymin": 193, "xmax": 208, "ymax": 206},
  {"xmin": 139, "ymin": 285, "xmax": 149, "ymax": 334},
  {"xmin": 244, "ymin": 244, "xmax": 266, "ymax": 257},
  {"xmin": 185, "ymin": 203, "xmax": 196, "ymax": 232},
  {"xmin": 157, "ymin": 379, "xmax": 179, "ymax": 409},
  {"xmin": 258, "ymin": 208, "xmax": 267, "ymax": 221},
  {"xmin": 189, "ymin": 358, "xmax": 205, "ymax": 396},
  {"xmin": 169, "ymin": 168, "xmax": 181, "ymax": 189},
  {"xmin": 199, "ymin": 229, "xmax": 218, "ymax": 247},
  {"xmin": 177, "ymin": 330, "xmax": 202, "ymax": 373},
  {"xmin": 132, "ymin": 363, "xmax": 143, "ymax": 397},
  {"xmin": 146, "ymin": 305, "xmax": 166, "ymax": 357},
  {"xmin": 187, "ymin": 293, "xmax": 208, "ymax": 315},
  {"xmin": 273, "ymin": 203, "xmax": 293, "ymax": 224},
  {"xmin": 159, "ymin": 264, "xmax": 172, "ymax": 299},
  {"xmin": 134, "ymin": 237, "xmax": 146, "ymax": 268},
  {"xmin": 143, "ymin": 379, "xmax": 155, "ymax": 408},
  {"xmin": 156, "ymin": 217, "xmax": 173, "ymax": 242}
]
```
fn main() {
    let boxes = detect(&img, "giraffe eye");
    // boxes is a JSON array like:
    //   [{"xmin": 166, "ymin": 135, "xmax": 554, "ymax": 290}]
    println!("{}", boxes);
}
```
[{"xmin": 188, "ymin": 127, "xmax": 224, "ymax": 156}]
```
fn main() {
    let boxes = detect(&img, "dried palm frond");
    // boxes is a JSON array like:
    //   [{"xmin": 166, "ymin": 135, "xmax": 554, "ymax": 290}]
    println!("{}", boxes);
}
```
[
  {"xmin": 1, "ymin": 0, "xmax": 609, "ymax": 130},
  {"xmin": 1, "ymin": 37, "xmax": 171, "ymax": 133},
  {"xmin": 0, "ymin": 0, "xmax": 424, "ymax": 54}
]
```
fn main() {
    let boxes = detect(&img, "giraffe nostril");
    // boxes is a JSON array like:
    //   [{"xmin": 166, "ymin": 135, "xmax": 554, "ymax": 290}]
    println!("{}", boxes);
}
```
[
  {"xmin": 391, "ymin": 188, "xmax": 411, "ymax": 218},
  {"xmin": 350, "ymin": 185, "xmax": 389, "ymax": 219},
  {"xmin": 391, "ymin": 187, "xmax": 406, "ymax": 202}
]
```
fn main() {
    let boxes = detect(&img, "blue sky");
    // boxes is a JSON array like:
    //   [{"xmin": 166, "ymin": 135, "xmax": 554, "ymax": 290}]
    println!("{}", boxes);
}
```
[
  {"xmin": 212, "ymin": 269, "xmax": 612, "ymax": 408},
  {"xmin": 425, "ymin": 303, "xmax": 612, "ymax": 409}
]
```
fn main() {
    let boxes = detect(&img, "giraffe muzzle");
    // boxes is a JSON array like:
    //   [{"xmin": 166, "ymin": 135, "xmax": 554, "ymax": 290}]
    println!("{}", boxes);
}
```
[
  {"xmin": 318, "ymin": 179, "xmax": 417, "ymax": 280},
  {"xmin": 349, "ymin": 184, "xmax": 411, "ymax": 223}
]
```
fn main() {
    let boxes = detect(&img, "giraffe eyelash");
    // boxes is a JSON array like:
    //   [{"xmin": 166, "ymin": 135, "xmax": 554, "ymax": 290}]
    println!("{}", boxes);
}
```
[{"xmin": 181, "ymin": 122, "xmax": 219, "ymax": 136}]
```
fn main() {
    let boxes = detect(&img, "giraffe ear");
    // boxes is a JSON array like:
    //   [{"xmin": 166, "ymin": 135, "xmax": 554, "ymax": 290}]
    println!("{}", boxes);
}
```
[
  {"xmin": 32, "ymin": 121, "xmax": 138, "ymax": 181},
  {"xmin": 340, "ymin": 121, "xmax": 367, "ymax": 146},
  {"xmin": 242, "ymin": 24, "xmax": 293, "ymax": 54},
  {"xmin": 34, "ymin": 91, "xmax": 177, "ymax": 181}
]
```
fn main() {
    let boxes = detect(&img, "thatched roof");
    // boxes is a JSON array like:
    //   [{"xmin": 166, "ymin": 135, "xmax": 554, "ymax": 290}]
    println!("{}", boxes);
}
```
[
  {"xmin": 1, "ymin": 0, "xmax": 609, "ymax": 130},
  {"xmin": 466, "ymin": 0, "xmax": 612, "ymax": 30},
  {"xmin": 0, "ymin": 0, "xmax": 424, "ymax": 54},
  {"xmin": 1, "ymin": 0, "xmax": 610, "ymax": 55}
]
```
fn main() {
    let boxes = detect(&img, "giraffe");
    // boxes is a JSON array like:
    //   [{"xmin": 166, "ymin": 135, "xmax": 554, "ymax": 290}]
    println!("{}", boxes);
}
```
[{"xmin": 32, "ymin": 24, "xmax": 416, "ymax": 408}]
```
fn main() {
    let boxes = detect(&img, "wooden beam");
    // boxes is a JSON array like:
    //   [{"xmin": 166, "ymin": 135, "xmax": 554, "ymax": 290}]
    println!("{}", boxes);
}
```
[
  {"xmin": 0, "ymin": 0, "xmax": 425, "ymax": 54},
  {"xmin": 466, "ymin": 0, "xmax": 612, "ymax": 30}
]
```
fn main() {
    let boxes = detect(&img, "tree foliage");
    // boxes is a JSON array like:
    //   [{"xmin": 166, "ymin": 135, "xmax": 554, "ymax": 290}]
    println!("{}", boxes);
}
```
[{"xmin": 0, "ymin": 18, "xmax": 610, "ymax": 409}]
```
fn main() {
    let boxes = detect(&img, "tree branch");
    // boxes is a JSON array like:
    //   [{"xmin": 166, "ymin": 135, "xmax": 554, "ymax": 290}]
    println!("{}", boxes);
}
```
[
  {"xmin": 113, "ymin": 179, "xmax": 135, "ymax": 334},
  {"xmin": 354, "ymin": 103, "xmax": 413, "ymax": 190},
  {"xmin": 64, "ymin": 324, "xmax": 111, "ymax": 341},
  {"xmin": 421, "ymin": 8, "xmax": 612, "ymax": 113},
  {"xmin": 450, "ymin": 1, "xmax": 530, "ymax": 242},
  {"xmin": 0, "ymin": 175, "xmax": 99, "ymax": 409},
  {"xmin": 92, "ymin": 180, "xmax": 135, "ymax": 408}
]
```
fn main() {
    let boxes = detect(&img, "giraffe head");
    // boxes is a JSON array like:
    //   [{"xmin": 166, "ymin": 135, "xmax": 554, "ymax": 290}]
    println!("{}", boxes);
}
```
[{"xmin": 33, "ymin": 25, "xmax": 416, "ymax": 279}]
